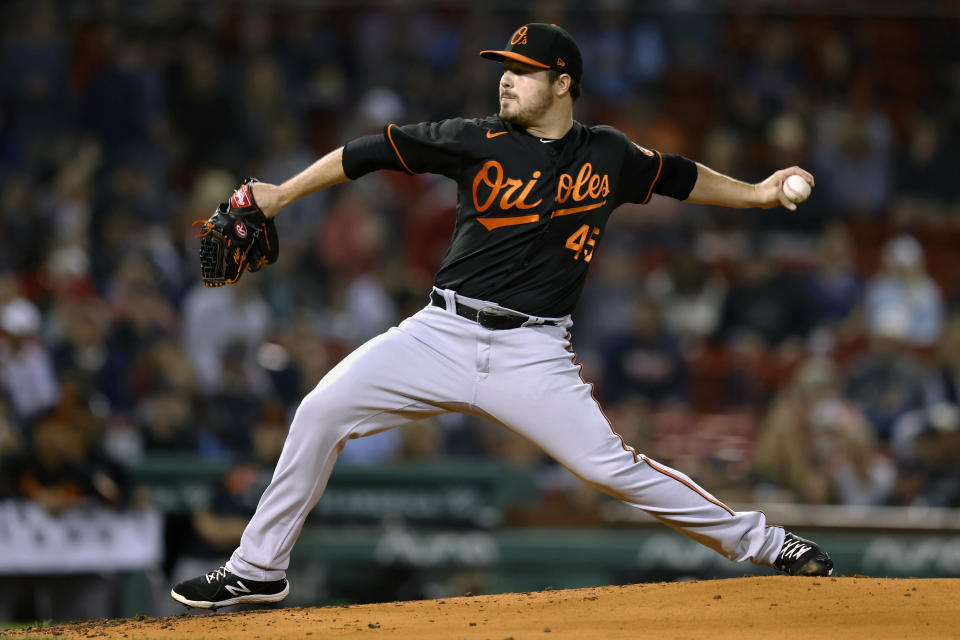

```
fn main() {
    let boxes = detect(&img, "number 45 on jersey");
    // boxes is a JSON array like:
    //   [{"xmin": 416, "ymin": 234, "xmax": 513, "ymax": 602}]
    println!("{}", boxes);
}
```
[{"xmin": 566, "ymin": 224, "xmax": 600, "ymax": 262}]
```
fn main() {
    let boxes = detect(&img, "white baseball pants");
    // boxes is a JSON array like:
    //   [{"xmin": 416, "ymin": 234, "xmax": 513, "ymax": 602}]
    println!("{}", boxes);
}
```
[{"xmin": 228, "ymin": 289, "xmax": 784, "ymax": 581}]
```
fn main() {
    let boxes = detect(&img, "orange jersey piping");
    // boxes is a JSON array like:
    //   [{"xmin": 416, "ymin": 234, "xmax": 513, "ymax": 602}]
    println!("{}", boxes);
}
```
[
  {"xmin": 565, "ymin": 334, "xmax": 639, "ymax": 463},
  {"xmin": 642, "ymin": 150, "xmax": 663, "ymax": 204},
  {"xmin": 641, "ymin": 455, "xmax": 736, "ymax": 516},
  {"xmin": 566, "ymin": 333, "xmax": 735, "ymax": 517},
  {"xmin": 386, "ymin": 124, "xmax": 415, "ymax": 175}
]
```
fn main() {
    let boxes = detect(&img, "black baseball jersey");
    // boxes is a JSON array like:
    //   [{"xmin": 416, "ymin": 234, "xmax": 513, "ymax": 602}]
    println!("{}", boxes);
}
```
[{"xmin": 342, "ymin": 116, "xmax": 697, "ymax": 318}]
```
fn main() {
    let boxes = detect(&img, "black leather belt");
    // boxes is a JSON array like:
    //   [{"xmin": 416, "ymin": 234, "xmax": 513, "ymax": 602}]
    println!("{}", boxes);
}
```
[{"xmin": 430, "ymin": 291, "xmax": 557, "ymax": 330}]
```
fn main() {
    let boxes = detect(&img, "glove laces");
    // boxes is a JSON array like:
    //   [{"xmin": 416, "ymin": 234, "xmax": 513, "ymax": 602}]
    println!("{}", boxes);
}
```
[{"xmin": 193, "ymin": 219, "xmax": 216, "ymax": 238}]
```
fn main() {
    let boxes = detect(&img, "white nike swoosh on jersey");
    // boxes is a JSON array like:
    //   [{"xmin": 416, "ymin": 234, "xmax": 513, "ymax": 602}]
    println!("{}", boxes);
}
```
[{"xmin": 539, "ymin": 138, "xmax": 557, "ymax": 143}]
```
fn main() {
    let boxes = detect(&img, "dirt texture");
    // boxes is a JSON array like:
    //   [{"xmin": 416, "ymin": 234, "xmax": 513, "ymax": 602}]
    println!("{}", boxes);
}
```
[{"xmin": 5, "ymin": 576, "xmax": 958, "ymax": 640}]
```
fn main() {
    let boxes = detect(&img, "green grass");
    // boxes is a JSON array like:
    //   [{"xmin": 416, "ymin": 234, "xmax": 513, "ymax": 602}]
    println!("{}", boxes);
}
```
[
  {"xmin": 0, "ymin": 620, "xmax": 51, "ymax": 629},
  {"xmin": 0, "ymin": 620, "xmax": 55, "ymax": 640}
]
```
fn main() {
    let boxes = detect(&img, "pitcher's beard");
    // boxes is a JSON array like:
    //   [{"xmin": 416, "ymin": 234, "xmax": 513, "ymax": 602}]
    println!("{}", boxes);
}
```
[{"xmin": 499, "ymin": 87, "xmax": 554, "ymax": 128}]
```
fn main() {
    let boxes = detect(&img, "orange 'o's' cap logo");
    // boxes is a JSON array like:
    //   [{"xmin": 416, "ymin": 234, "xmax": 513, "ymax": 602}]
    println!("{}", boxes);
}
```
[{"xmin": 510, "ymin": 26, "xmax": 528, "ymax": 46}]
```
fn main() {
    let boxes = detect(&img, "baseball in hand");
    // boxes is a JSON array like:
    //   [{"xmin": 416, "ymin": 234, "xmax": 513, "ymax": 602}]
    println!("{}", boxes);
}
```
[{"xmin": 783, "ymin": 174, "xmax": 812, "ymax": 203}]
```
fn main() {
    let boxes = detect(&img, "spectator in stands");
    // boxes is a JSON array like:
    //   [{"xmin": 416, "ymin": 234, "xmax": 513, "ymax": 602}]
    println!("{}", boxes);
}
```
[
  {"xmin": 812, "ymin": 80, "xmax": 894, "ymax": 215},
  {"xmin": 753, "ymin": 358, "xmax": 832, "ymax": 503},
  {"xmin": 399, "ymin": 419, "xmax": 444, "ymax": 461},
  {"xmin": 922, "ymin": 314, "xmax": 960, "ymax": 408},
  {"xmin": 0, "ymin": 272, "xmax": 18, "ymax": 310},
  {"xmin": 579, "ymin": 3, "xmax": 668, "ymax": 101},
  {"xmin": 190, "ymin": 401, "xmax": 290, "ymax": 555},
  {"xmin": 310, "ymin": 188, "xmax": 398, "ymax": 346},
  {"xmin": 893, "ymin": 112, "xmax": 960, "ymax": 219},
  {"xmin": 889, "ymin": 402, "xmax": 960, "ymax": 507},
  {"xmin": 863, "ymin": 234, "xmax": 943, "ymax": 347},
  {"xmin": 236, "ymin": 55, "xmax": 292, "ymax": 155},
  {"xmin": 0, "ymin": 395, "xmax": 20, "ymax": 462},
  {"xmin": 0, "ymin": 298, "xmax": 58, "ymax": 421},
  {"xmin": 753, "ymin": 357, "xmax": 894, "ymax": 505},
  {"xmin": 888, "ymin": 318, "xmax": 960, "ymax": 503},
  {"xmin": 1, "ymin": 406, "xmax": 128, "ymax": 512},
  {"xmin": 165, "ymin": 37, "xmax": 237, "ymax": 168},
  {"xmin": 845, "ymin": 305, "xmax": 925, "ymax": 440},
  {"xmin": 106, "ymin": 282, "xmax": 179, "ymax": 411},
  {"xmin": 743, "ymin": 24, "xmax": 803, "ymax": 122},
  {"xmin": 436, "ymin": 413, "xmax": 496, "ymax": 459},
  {"xmin": 572, "ymin": 244, "xmax": 643, "ymax": 353},
  {"xmin": 798, "ymin": 222, "xmax": 864, "ymax": 332},
  {"xmin": 805, "ymin": 397, "xmax": 896, "ymax": 506},
  {"xmin": 601, "ymin": 296, "xmax": 688, "ymax": 406},
  {"xmin": 0, "ymin": 3, "xmax": 70, "ymax": 144},
  {"xmin": 715, "ymin": 248, "xmax": 811, "ymax": 350},
  {"xmin": 646, "ymin": 250, "xmax": 727, "ymax": 344},
  {"xmin": 136, "ymin": 384, "xmax": 199, "ymax": 456},
  {"xmin": 204, "ymin": 340, "xmax": 272, "ymax": 455},
  {"xmin": 263, "ymin": 315, "xmax": 335, "ymax": 406},
  {"xmin": 108, "ymin": 336, "xmax": 197, "ymax": 457},
  {"xmin": 260, "ymin": 118, "xmax": 325, "ymax": 256},
  {"xmin": 50, "ymin": 296, "xmax": 112, "ymax": 404},
  {"xmin": 182, "ymin": 276, "xmax": 271, "ymax": 391},
  {"xmin": 80, "ymin": 36, "xmax": 160, "ymax": 153},
  {"xmin": 341, "ymin": 273, "xmax": 398, "ymax": 346},
  {"xmin": 0, "ymin": 384, "xmax": 132, "ymax": 621},
  {"xmin": 0, "ymin": 398, "xmax": 129, "ymax": 623},
  {"xmin": 337, "ymin": 426, "xmax": 403, "ymax": 466}
]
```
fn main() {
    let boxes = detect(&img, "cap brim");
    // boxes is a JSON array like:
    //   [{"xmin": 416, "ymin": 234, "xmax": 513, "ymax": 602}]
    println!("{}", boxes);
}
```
[{"xmin": 479, "ymin": 50, "xmax": 551, "ymax": 70}]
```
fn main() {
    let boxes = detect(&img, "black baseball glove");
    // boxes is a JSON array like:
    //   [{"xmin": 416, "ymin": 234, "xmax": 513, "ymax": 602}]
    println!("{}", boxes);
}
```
[{"xmin": 194, "ymin": 178, "xmax": 279, "ymax": 287}]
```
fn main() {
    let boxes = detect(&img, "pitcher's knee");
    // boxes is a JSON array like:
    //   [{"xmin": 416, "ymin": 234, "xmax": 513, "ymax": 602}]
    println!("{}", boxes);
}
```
[
  {"xmin": 565, "ymin": 464, "xmax": 616, "ymax": 494},
  {"xmin": 563, "ymin": 453, "xmax": 645, "ymax": 501},
  {"xmin": 288, "ymin": 388, "xmax": 356, "ymax": 445}
]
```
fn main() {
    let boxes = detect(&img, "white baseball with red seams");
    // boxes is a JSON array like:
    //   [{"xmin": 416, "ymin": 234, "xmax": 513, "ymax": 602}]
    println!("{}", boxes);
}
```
[
  {"xmin": 783, "ymin": 174, "xmax": 812, "ymax": 203},
  {"xmin": 226, "ymin": 287, "xmax": 786, "ymax": 582}
]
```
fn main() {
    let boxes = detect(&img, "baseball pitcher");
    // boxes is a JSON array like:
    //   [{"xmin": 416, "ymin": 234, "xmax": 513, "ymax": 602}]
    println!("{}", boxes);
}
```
[{"xmin": 173, "ymin": 23, "xmax": 832, "ymax": 610}]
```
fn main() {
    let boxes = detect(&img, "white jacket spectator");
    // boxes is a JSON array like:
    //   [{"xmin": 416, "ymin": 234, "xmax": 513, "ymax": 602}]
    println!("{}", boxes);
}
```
[
  {"xmin": 182, "ymin": 281, "xmax": 271, "ymax": 392},
  {"xmin": 0, "ymin": 299, "xmax": 59, "ymax": 420},
  {"xmin": 864, "ymin": 235, "xmax": 943, "ymax": 346}
]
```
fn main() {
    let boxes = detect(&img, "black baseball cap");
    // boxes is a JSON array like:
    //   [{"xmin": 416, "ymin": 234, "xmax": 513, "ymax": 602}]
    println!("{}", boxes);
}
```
[{"xmin": 480, "ymin": 23, "xmax": 583, "ymax": 84}]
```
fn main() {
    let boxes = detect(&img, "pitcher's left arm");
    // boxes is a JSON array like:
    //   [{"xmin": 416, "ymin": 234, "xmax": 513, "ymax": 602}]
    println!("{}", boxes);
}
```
[{"xmin": 686, "ymin": 163, "xmax": 814, "ymax": 211}]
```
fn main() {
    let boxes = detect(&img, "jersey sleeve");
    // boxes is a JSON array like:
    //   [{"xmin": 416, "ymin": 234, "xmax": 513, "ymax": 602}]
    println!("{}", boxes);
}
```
[
  {"xmin": 383, "ymin": 118, "xmax": 469, "ymax": 179},
  {"xmin": 614, "ymin": 132, "xmax": 698, "ymax": 204}
]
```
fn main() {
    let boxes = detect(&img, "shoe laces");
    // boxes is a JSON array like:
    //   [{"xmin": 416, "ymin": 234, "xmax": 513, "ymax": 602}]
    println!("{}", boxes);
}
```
[
  {"xmin": 779, "ymin": 536, "xmax": 812, "ymax": 562},
  {"xmin": 205, "ymin": 566, "xmax": 230, "ymax": 583}
]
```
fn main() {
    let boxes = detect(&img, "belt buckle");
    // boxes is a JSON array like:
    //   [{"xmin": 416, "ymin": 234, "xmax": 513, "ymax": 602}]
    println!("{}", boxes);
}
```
[
  {"xmin": 477, "ymin": 307, "xmax": 525, "ymax": 330},
  {"xmin": 476, "ymin": 307, "xmax": 500, "ymax": 329}
]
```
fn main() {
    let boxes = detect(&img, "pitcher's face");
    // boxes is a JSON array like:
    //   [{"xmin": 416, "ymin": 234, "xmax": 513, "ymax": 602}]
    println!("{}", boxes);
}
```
[{"xmin": 498, "ymin": 60, "xmax": 556, "ymax": 128}]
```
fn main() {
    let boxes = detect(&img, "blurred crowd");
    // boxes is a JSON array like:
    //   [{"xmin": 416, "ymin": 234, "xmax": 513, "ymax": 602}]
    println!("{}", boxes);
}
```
[{"xmin": 2, "ymin": 0, "xmax": 960, "ymax": 550}]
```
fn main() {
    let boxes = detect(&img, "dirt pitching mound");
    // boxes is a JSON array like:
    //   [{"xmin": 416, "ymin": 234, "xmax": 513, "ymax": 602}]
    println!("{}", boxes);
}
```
[{"xmin": 7, "ymin": 576, "xmax": 958, "ymax": 640}]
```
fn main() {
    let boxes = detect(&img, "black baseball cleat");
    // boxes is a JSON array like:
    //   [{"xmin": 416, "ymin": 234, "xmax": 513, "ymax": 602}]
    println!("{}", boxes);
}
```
[
  {"xmin": 773, "ymin": 531, "xmax": 834, "ymax": 576},
  {"xmin": 170, "ymin": 566, "xmax": 289, "ymax": 609}
]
